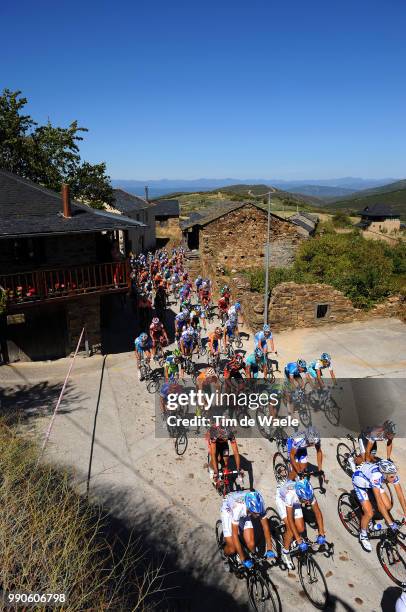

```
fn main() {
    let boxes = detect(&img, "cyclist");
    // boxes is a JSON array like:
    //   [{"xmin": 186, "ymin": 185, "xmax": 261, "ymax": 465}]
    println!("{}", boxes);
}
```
[
  {"xmin": 352, "ymin": 460, "xmax": 406, "ymax": 552},
  {"xmin": 254, "ymin": 324, "xmax": 277, "ymax": 356},
  {"xmin": 200, "ymin": 281, "xmax": 212, "ymax": 309},
  {"xmin": 149, "ymin": 317, "xmax": 169, "ymax": 359},
  {"xmin": 284, "ymin": 359, "xmax": 308, "ymax": 386},
  {"xmin": 134, "ymin": 332, "xmax": 152, "ymax": 380},
  {"xmin": 195, "ymin": 275, "xmax": 203, "ymax": 294},
  {"xmin": 175, "ymin": 309, "xmax": 190, "ymax": 342},
  {"xmin": 208, "ymin": 327, "xmax": 223, "ymax": 365},
  {"xmin": 180, "ymin": 326, "xmax": 196, "ymax": 357},
  {"xmin": 223, "ymin": 354, "xmax": 246, "ymax": 391},
  {"xmin": 245, "ymin": 348, "xmax": 268, "ymax": 379},
  {"xmin": 159, "ymin": 381, "xmax": 184, "ymax": 418},
  {"xmin": 207, "ymin": 422, "xmax": 242, "ymax": 482},
  {"xmin": 220, "ymin": 284, "xmax": 232, "ymax": 304},
  {"xmin": 307, "ymin": 353, "xmax": 336, "ymax": 387},
  {"xmin": 164, "ymin": 348, "xmax": 184, "ymax": 381},
  {"xmin": 287, "ymin": 427, "xmax": 324, "ymax": 478},
  {"xmin": 217, "ymin": 295, "xmax": 229, "ymax": 322},
  {"xmin": 227, "ymin": 302, "xmax": 243, "ymax": 335},
  {"xmin": 189, "ymin": 305, "xmax": 201, "ymax": 329},
  {"xmin": 349, "ymin": 420, "xmax": 397, "ymax": 471},
  {"xmin": 220, "ymin": 491, "xmax": 276, "ymax": 571},
  {"xmin": 275, "ymin": 479, "xmax": 326, "ymax": 569},
  {"xmin": 223, "ymin": 315, "xmax": 238, "ymax": 351}
]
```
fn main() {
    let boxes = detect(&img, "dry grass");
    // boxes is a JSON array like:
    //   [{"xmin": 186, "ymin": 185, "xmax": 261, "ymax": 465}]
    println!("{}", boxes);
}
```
[{"xmin": 0, "ymin": 423, "xmax": 165, "ymax": 611}]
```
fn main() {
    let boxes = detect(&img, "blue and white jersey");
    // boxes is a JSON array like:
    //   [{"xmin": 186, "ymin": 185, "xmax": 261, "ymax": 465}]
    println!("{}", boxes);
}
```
[
  {"xmin": 352, "ymin": 462, "xmax": 399, "ymax": 490},
  {"xmin": 227, "ymin": 305, "xmax": 240, "ymax": 319},
  {"xmin": 254, "ymin": 330, "xmax": 272, "ymax": 348},
  {"xmin": 284, "ymin": 362, "xmax": 305, "ymax": 377},
  {"xmin": 222, "ymin": 491, "xmax": 265, "ymax": 524},
  {"xmin": 134, "ymin": 336, "xmax": 152, "ymax": 352},
  {"xmin": 308, "ymin": 359, "xmax": 333, "ymax": 377}
]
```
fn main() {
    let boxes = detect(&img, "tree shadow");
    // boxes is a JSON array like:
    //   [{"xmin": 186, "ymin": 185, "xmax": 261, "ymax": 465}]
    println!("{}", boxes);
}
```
[{"xmin": 0, "ymin": 381, "xmax": 85, "ymax": 427}]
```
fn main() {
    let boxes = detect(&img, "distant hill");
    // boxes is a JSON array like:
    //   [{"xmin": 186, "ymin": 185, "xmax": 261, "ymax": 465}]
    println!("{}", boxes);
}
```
[
  {"xmin": 285, "ymin": 184, "xmax": 356, "ymax": 198},
  {"xmin": 325, "ymin": 179, "xmax": 406, "ymax": 219}
]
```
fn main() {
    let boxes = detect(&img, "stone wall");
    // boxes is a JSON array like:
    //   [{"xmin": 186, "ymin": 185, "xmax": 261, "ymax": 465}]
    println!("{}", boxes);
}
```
[
  {"xmin": 66, "ymin": 295, "xmax": 101, "ymax": 353},
  {"xmin": 226, "ymin": 277, "xmax": 405, "ymax": 332},
  {"xmin": 200, "ymin": 205, "xmax": 304, "ymax": 274}
]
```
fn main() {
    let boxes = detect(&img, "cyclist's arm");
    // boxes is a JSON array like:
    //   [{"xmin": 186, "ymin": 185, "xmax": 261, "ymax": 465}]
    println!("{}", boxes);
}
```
[
  {"xmin": 315, "ymin": 443, "xmax": 323, "ymax": 472},
  {"xmin": 393, "ymin": 482, "xmax": 406, "ymax": 516},
  {"xmin": 260, "ymin": 516, "xmax": 274, "ymax": 552},
  {"xmin": 268, "ymin": 337, "xmax": 275, "ymax": 353},
  {"xmin": 209, "ymin": 441, "xmax": 219, "ymax": 476},
  {"xmin": 312, "ymin": 500, "xmax": 325, "ymax": 536},
  {"xmin": 329, "ymin": 369, "xmax": 337, "ymax": 384},
  {"xmin": 245, "ymin": 365, "xmax": 252, "ymax": 379},
  {"xmin": 164, "ymin": 364, "xmax": 169, "ymax": 380},
  {"xmin": 230, "ymin": 440, "xmax": 240, "ymax": 471},
  {"xmin": 386, "ymin": 439, "xmax": 393, "ymax": 460},
  {"xmin": 289, "ymin": 448, "xmax": 303, "ymax": 475}
]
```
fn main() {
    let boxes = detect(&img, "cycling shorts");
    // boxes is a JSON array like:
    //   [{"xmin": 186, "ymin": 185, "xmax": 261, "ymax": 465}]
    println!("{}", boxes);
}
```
[
  {"xmin": 221, "ymin": 508, "xmax": 253, "ymax": 538},
  {"xmin": 290, "ymin": 448, "xmax": 308, "ymax": 464},
  {"xmin": 275, "ymin": 490, "xmax": 303, "ymax": 520}
]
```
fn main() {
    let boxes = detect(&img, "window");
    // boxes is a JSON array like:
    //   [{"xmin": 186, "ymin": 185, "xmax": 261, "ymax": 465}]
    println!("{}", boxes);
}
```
[{"xmin": 316, "ymin": 304, "xmax": 329, "ymax": 319}]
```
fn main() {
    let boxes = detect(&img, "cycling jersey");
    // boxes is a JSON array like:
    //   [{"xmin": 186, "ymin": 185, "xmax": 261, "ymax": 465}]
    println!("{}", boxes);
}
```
[
  {"xmin": 208, "ymin": 332, "xmax": 221, "ymax": 350},
  {"xmin": 221, "ymin": 491, "xmax": 265, "ymax": 538},
  {"xmin": 254, "ymin": 330, "xmax": 272, "ymax": 348},
  {"xmin": 150, "ymin": 323, "xmax": 164, "ymax": 338},
  {"xmin": 225, "ymin": 319, "xmax": 237, "ymax": 336},
  {"xmin": 180, "ymin": 330, "xmax": 194, "ymax": 346},
  {"xmin": 207, "ymin": 424, "xmax": 235, "ymax": 444},
  {"xmin": 307, "ymin": 359, "xmax": 333, "ymax": 378},
  {"xmin": 284, "ymin": 362, "xmax": 306, "ymax": 378},
  {"xmin": 360, "ymin": 425, "xmax": 388, "ymax": 442},
  {"xmin": 352, "ymin": 461, "xmax": 399, "ymax": 502},
  {"xmin": 287, "ymin": 431, "xmax": 319, "ymax": 463},
  {"xmin": 196, "ymin": 368, "xmax": 218, "ymax": 383},
  {"xmin": 246, "ymin": 353, "xmax": 266, "ymax": 368},
  {"xmin": 134, "ymin": 337, "xmax": 152, "ymax": 352},
  {"xmin": 228, "ymin": 305, "xmax": 240, "ymax": 319},
  {"xmin": 218, "ymin": 297, "xmax": 228, "ymax": 311},
  {"xmin": 275, "ymin": 480, "xmax": 315, "ymax": 519},
  {"xmin": 165, "ymin": 355, "xmax": 180, "ymax": 376}
]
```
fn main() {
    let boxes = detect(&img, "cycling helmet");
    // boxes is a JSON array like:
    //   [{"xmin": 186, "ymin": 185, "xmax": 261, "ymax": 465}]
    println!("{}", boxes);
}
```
[
  {"xmin": 305, "ymin": 427, "xmax": 320, "ymax": 444},
  {"xmin": 383, "ymin": 420, "xmax": 397, "ymax": 436},
  {"xmin": 263, "ymin": 324, "xmax": 271, "ymax": 333},
  {"xmin": 196, "ymin": 275, "xmax": 202, "ymax": 281},
  {"xmin": 140, "ymin": 333, "xmax": 148, "ymax": 342},
  {"xmin": 293, "ymin": 433, "xmax": 307, "ymax": 449},
  {"xmin": 172, "ymin": 348, "xmax": 182, "ymax": 358},
  {"xmin": 214, "ymin": 327, "xmax": 222, "ymax": 335},
  {"xmin": 205, "ymin": 367, "xmax": 217, "ymax": 378},
  {"xmin": 320, "ymin": 352, "xmax": 331, "ymax": 363},
  {"xmin": 297, "ymin": 358, "xmax": 307, "ymax": 369},
  {"xmin": 378, "ymin": 459, "xmax": 397, "ymax": 475},
  {"xmin": 234, "ymin": 302, "xmax": 241, "ymax": 311},
  {"xmin": 254, "ymin": 348, "xmax": 263, "ymax": 359},
  {"xmin": 295, "ymin": 479, "xmax": 314, "ymax": 502},
  {"xmin": 182, "ymin": 309, "xmax": 190, "ymax": 318},
  {"xmin": 152, "ymin": 317, "xmax": 160, "ymax": 326},
  {"xmin": 235, "ymin": 354, "xmax": 244, "ymax": 364},
  {"xmin": 245, "ymin": 491, "xmax": 265, "ymax": 515}
]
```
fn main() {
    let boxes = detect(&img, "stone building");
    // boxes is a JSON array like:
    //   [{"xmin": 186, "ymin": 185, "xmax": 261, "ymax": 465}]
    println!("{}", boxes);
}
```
[
  {"xmin": 0, "ymin": 170, "xmax": 145, "ymax": 362},
  {"xmin": 109, "ymin": 189, "xmax": 156, "ymax": 252},
  {"xmin": 181, "ymin": 201, "xmax": 317, "ymax": 279},
  {"xmin": 356, "ymin": 203, "xmax": 401, "ymax": 234}
]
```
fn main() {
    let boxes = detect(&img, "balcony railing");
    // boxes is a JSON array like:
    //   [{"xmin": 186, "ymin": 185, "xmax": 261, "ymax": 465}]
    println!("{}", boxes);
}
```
[{"xmin": 0, "ymin": 261, "xmax": 130, "ymax": 308}]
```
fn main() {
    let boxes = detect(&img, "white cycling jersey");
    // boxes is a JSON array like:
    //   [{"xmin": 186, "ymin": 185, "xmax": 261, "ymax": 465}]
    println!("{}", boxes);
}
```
[{"xmin": 352, "ymin": 462, "xmax": 399, "ymax": 490}]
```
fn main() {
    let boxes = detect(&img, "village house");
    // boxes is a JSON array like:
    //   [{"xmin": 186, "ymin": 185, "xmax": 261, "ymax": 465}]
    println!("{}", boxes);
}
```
[
  {"xmin": 181, "ymin": 201, "xmax": 317, "ymax": 279},
  {"xmin": 0, "ymin": 170, "xmax": 146, "ymax": 363},
  {"xmin": 151, "ymin": 199, "xmax": 180, "ymax": 232},
  {"xmin": 108, "ymin": 188, "xmax": 156, "ymax": 252},
  {"xmin": 356, "ymin": 203, "xmax": 401, "ymax": 234}
]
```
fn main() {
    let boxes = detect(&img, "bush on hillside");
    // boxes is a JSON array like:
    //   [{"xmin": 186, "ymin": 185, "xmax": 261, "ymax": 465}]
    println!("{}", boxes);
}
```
[
  {"xmin": 0, "ymin": 424, "xmax": 163, "ymax": 611},
  {"xmin": 332, "ymin": 211, "xmax": 352, "ymax": 227},
  {"xmin": 246, "ymin": 232, "xmax": 403, "ymax": 309}
]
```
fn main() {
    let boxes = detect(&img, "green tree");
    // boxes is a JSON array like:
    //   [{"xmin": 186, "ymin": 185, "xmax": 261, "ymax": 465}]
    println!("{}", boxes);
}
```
[{"xmin": 0, "ymin": 89, "xmax": 112, "ymax": 208}]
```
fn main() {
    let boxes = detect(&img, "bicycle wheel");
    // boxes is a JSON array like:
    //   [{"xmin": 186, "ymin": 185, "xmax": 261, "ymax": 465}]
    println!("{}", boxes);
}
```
[
  {"xmin": 236, "ymin": 337, "xmax": 243, "ymax": 349},
  {"xmin": 247, "ymin": 573, "xmax": 278, "ymax": 612},
  {"xmin": 376, "ymin": 535, "xmax": 406, "ymax": 586},
  {"xmin": 273, "ymin": 452, "xmax": 289, "ymax": 483},
  {"xmin": 175, "ymin": 431, "xmax": 188, "ymax": 456},
  {"xmin": 140, "ymin": 364, "xmax": 148, "ymax": 380},
  {"xmin": 337, "ymin": 492, "xmax": 361, "ymax": 537},
  {"xmin": 298, "ymin": 554, "xmax": 329, "ymax": 610},
  {"xmin": 256, "ymin": 405, "xmax": 273, "ymax": 440},
  {"xmin": 265, "ymin": 507, "xmax": 283, "ymax": 551},
  {"xmin": 298, "ymin": 402, "xmax": 312, "ymax": 428},
  {"xmin": 336, "ymin": 443, "xmax": 353, "ymax": 477},
  {"xmin": 199, "ymin": 344, "xmax": 207, "ymax": 357},
  {"xmin": 324, "ymin": 396, "xmax": 340, "ymax": 426},
  {"xmin": 147, "ymin": 376, "xmax": 161, "ymax": 394},
  {"xmin": 215, "ymin": 519, "xmax": 225, "ymax": 554}
]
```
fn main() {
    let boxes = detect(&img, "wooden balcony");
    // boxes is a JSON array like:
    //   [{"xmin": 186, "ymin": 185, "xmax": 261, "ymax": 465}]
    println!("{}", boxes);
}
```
[{"xmin": 0, "ymin": 261, "xmax": 131, "ymax": 310}]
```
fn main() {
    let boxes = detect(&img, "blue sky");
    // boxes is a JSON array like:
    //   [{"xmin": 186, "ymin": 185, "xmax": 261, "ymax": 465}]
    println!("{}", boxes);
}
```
[{"xmin": 1, "ymin": 0, "xmax": 406, "ymax": 180}]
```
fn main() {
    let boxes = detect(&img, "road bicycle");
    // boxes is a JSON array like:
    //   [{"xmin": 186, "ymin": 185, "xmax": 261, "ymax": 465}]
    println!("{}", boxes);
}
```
[
  {"xmin": 153, "ymin": 340, "xmax": 166, "ymax": 367},
  {"xmin": 139, "ymin": 355, "xmax": 162, "ymax": 393},
  {"xmin": 225, "ymin": 334, "xmax": 243, "ymax": 359},
  {"xmin": 183, "ymin": 354, "xmax": 196, "ymax": 382},
  {"xmin": 307, "ymin": 386, "xmax": 341, "ymax": 426},
  {"xmin": 210, "ymin": 467, "xmax": 244, "ymax": 497},
  {"xmin": 195, "ymin": 330, "xmax": 207, "ymax": 357},
  {"xmin": 338, "ymin": 490, "xmax": 405, "ymax": 585},
  {"xmin": 266, "ymin": 507, "xmax": 332, "ymax": 610},
  {"xmin": 215, "ymin": 521, "xmax": 280, "ymax": 612}
]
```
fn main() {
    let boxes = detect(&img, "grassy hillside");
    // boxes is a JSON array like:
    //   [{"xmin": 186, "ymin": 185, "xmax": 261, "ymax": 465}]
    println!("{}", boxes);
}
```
[
  {"xmin": 326, "ymin": 179, "xmax": 406, "ymax": 219},
  {"xmin": 158, "ymin": 184, "xmax": 325, "ymax": 217}
]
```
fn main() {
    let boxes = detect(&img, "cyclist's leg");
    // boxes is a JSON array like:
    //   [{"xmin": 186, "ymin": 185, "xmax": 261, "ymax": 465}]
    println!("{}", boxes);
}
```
[{"xmin": 242, "ymin": 521, "xmax": 255, "ymax": 552}]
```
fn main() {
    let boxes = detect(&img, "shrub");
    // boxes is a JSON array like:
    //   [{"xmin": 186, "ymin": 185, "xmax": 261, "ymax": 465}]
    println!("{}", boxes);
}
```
[{"xmin": 332, "ymin": 211, "xmax": 352, "ymax": 227}]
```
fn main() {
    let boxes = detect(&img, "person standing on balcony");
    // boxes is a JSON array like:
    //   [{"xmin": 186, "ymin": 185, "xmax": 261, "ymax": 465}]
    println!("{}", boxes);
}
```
[{"xmin": 111, "ymin": 239, "xmax": 124, "ymax": 287}]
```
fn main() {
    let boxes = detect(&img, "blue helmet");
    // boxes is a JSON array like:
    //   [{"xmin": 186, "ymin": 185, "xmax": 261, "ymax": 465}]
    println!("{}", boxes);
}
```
[
  {"xmin": 320, "ymin": 352, "xmax": 331, "ymax": 363},
  {"xmin": 295, "ymin": 479, "xmax": 314, "ymax": 502},
  {"xmin": 245, "ymin": 491, "xmax": 265, "ymax": 514},
  {"xmin": 234, "ymin": 302, "xmax": 241, "ymax": 311},
  {"xmin": 140, "ymin": 333, "xmax": 148, "ymax": 343},
  {"xmin": 263, "ymin": 324, "xmax": 271, "ymax": 333},
  {"xmin": 297, "ymin": 358, "xmax": 307, "ymax": 369},
  {"xmin": 254, "ymin": 348, "xmax": 263, "ymax": 359}
]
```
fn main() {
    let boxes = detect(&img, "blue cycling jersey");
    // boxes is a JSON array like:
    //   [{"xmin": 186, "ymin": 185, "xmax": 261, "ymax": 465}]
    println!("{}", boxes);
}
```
[
  {"xmin": 285, "ymin": 362, "xmax": 306, "ymax": 377},
  {"xmin": 254, "ymin": 330, "xmax": 272, "ymax": 347}
]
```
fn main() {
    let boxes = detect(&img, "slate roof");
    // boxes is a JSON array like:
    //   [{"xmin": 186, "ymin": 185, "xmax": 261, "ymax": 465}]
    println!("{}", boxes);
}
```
[
  {"xmin": 288, "ymin": 212, "xmax": 318, "ymax": 234},
  {"xmin": 0, "ymin": 170, "xmax": 146, "ymax": 238},
  {"xmin": 151, "ymin": 199, "xmax": 180, "ymax": 217},
  {"xmin": 360, "ymin": 203, "xmax": 400, "ymax": 218},
  {"xmin": 181, "ymin": 201, "xmax": 293, "ymax": 230},
  {"xmin": 112, "ymin": 189, "xmax": 151, "ymax": 213}
]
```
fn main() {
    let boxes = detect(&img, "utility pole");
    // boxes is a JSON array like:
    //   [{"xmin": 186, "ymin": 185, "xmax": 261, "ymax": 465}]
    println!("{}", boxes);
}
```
[{"xmin": 264, "ymin": 192, "xmax": 271, "ymax": 325}]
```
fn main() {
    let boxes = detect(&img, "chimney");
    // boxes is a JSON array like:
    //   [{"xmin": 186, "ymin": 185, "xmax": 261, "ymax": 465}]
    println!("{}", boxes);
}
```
[
  {"xmin": 144, "ymin": 186, "xmax": 149, "ymax": 202},
  {"xmin": 62, "ymin": 183, "xmax": 71, "ymax": 218}
]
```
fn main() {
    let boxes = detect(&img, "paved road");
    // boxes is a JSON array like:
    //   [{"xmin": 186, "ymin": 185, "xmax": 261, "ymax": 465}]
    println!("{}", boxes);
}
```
[{"xmin": 1, "ymin": 313, "xmax": 405, "ymax": 611}]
